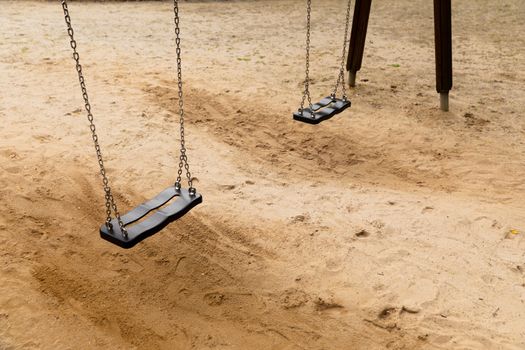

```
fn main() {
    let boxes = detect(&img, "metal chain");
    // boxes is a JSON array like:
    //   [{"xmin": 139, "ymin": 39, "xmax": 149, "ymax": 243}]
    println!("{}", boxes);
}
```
[
  {"xmin": 173, "ymin": 0, "xmax": 195, "ymax": 196},
  {"xmin": 332, "ymin": 0, "xmax": 353, "ymax": 100},
  {"xmin": 299, "ymin": 0, "xmax": 314, "ymax": 114},
  {"xmin": 61, "ymin": 0, "xmax": 127, "ymax": 237}
]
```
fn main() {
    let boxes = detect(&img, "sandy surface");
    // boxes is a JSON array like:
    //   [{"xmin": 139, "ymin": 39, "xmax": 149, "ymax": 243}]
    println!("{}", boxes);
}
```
[{"xmin": 1, "ymin": 0, "xmax": 525, "ymax": 349}]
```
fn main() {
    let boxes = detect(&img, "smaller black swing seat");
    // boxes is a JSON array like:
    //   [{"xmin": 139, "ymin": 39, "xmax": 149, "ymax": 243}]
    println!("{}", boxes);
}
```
[
  {"xmin": 293, "ymin": 95, "xmax": 351, "ymax": 124},
  {"xmin": 100, "ymin": 186, "xmax": 202, "ymax": 249}
]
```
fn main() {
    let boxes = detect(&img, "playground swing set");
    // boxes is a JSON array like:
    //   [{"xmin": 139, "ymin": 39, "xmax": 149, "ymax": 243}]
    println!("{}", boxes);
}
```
[{"xmin": 60, "ymin": 0, "xmax": 453, "ymax": 248}]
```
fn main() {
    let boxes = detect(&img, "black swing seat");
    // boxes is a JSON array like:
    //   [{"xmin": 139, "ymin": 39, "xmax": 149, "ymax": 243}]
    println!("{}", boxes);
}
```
[
  {"xmin": 100, "ymin": 186, "xmax": 202, "ymax": 249},
  {"xmin": 293, "ymin": 96, "xmax": 351, "ymax": 124}
]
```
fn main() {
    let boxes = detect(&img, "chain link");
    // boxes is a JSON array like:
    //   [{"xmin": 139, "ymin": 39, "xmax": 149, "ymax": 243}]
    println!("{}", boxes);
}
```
[
  {"xmin": 300, "ymin": 0, "xmax": 314, "ymax": 114},
  {"xmin": 173, "ymin": 0, "xmax": 195, "ymax": 196},
  {"xmin": 61, "ymin": 0, "xmax": 127, "ymax": 237},
  {"xmin": 332, "ymin": 0, "xmax": 353, "ymax": 100}
]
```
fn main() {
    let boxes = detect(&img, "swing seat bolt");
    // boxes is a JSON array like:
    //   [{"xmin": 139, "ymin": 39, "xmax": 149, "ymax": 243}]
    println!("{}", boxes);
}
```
[
  {"xmin": 174, "ymin": 182, "xmax": 181, "ymax": 191},
  {"xmin": 189, "ymin": 187, "xmax": 196, "ymax": 197}
]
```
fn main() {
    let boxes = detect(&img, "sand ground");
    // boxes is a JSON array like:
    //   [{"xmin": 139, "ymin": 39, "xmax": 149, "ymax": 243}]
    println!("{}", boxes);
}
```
[{"xmin": 1, "ymin": 0, "xmax": 525, "ymax": 349}]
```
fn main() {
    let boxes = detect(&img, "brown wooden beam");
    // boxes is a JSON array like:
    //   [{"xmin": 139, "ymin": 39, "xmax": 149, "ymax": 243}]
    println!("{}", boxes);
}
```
[
  {"xmin": 434, "ymin": 0, "xmax": 453, "ymax": 111},
  {"xmin": 346, "ymin": 0, "xmax": 372, "ymax": 86}
]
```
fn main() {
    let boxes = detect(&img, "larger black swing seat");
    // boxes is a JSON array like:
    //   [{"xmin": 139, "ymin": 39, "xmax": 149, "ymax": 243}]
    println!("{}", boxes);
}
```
[
  {"xmin": 100, "ymin": 186, "xmax": 202, "ymax": 249},
  {"xmin": 293, "ymin": 96, "xmax": 351, "ymax": 124}
]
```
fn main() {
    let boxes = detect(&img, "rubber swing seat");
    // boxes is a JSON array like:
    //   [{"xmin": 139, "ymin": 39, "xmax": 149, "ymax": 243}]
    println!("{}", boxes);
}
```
[
  {"xmin": 293, "ymin": 96, "xmax": 351, "ymax": 124},
  {"xmin": 100, "ymin": 186, "xmax": 202, "ymax": 249}
]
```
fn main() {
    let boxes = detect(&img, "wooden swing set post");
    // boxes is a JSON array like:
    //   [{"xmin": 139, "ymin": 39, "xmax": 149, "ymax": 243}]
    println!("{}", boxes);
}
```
[
  {"xmin": 434, "ymin": 0, "xmax": 452, "ymax": 111},
  {"xmin": 345, "ymin": 0, "xmax": 453, "ymax": 111},
  {"xmin": 346, "ymin": 0, "xmax": 372, "ymax": 87}
]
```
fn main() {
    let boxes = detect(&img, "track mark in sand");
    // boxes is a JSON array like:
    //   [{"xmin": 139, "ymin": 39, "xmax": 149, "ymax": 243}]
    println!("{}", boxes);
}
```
[
  {"xmin": 370, "ymin": 219, "xmax": 386, "ymax": 230},
  {"xmin": 313, "ymin": 296, "xmax": 344, "ymax": 312},
  {"xmin": 464, "ymin": 112, "xmax": 490, "ymax": 130},
  {"xmin": 32, "ymin": 134, "xmax": 54, "ymax": 143},
  {"xmin": 218, "ymin": 184, "xmax": 236, "ymax": 191},
  {"xmin": 171, "ymin": 256, "xmax": 187, "ymax": 273},
  {"xmin": 280, "ymin": 288, "xmax": 309, "ymax": 310},
  {"xmin": 262, "ymin": 328, "xmax": 290, "ymax": 341},
  {"xmin": 4, "ymin": 166, "xmax": 21, "ymax": 174},
  {"xmin": 144, "ymin": 83, "xmax": 368, "ymax": 181},
  {"xmin": 33, "ymin": 263, "xmax": 184, "ymax": 349},
  {"xmin": 3, "ymin": 147, "xmax": 440, "ymax": 349},
  {"xmin": 325, "ymin": 256, "xmax": 346, "ymax": 272},
  {"xmin": 144, "ymin": 81, "xmax": 525, "ymax": 201},
  {"xmin": 473, "ymin": 215, "xmax": 490, "ymax": 222},
  {"xmin": 35, "ymin": 185, "xmax": 64, "ymax": 202},
  {"xmin": 355, "ymin": 229, "xmax": 371, "ymax": 238},
  {"xmin": 365, "ymin": 310, "xmax": 400, "ymax": 332},
  {"xmin": 0, "ymin": 337, "xmax": 14, "ymax": 350},
  {"xmin": 28, "ymin": 210, "xmax": 292, "ymax": 348},
  {"xmin": 379, "ymin": 307, "xmax": 398, "ymax": 320},
  {"xmin": 203, "ymin": 292, "xmax": 225, "ymax": 306},
  {"xmin": 421, "ymin": 206, "xmax": 434, "ymax": 213},
  {"xmin": 289, "ymin": 214, "xmax": 310, "ymax": 224},
  {"xmin": 0, "ymin": 149, "xmax": 20, "ymax": 160}
]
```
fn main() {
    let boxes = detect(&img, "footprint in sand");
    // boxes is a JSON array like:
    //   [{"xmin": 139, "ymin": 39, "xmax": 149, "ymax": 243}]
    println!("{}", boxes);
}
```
[
  {"xmin": 0, "ymin": 150, "xmax": 20, "ymax": 160},
  {"xmin": 280, "ymin": 288, "xmax": 309, "ymax": 309},
  {"xmin": 370, "ymin": 219, "xmax": 385, "ymax": 229},
  {"xmin": 204, "ymin": 292, "xmax": 225, "ymax": 306},
  {"xmin": 325, "ymin": 257, "xmax": 345, "ymax": 272}
]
